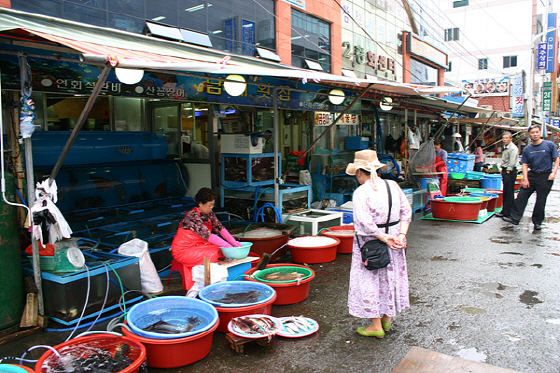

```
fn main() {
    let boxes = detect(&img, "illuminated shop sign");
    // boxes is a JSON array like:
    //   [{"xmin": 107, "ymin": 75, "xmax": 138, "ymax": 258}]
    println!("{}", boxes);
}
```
[
  {"xmin": 342, "ymin": 41, "xmax": 396, "ymax": 74},
  {"xmin": 315, "ymin": 112, "xmax": 360, "ymax": 126},
  {"xmin": 406, "ymin": 33, "xmax": 448, "ymax": 68}
]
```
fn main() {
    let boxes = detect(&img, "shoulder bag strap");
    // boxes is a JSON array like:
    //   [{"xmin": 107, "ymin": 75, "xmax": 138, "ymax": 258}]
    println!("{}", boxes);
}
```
[{"xmin": 383, "ymin": 179, "xmax": 392, "ymax": 234}]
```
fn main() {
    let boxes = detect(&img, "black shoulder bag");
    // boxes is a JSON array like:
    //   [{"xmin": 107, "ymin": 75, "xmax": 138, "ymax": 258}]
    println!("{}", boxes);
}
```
[{"xmin": 355, "ymin": 179, "xmax": 393, "ymax": 271}]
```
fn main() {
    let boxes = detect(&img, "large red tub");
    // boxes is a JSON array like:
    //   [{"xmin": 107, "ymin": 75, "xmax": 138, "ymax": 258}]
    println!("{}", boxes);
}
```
[
  {"xmin": 36, "ymin": 334, "xmax": 146, "ymax": 373},
  {"xmin": 485, "ymin": 189, "xmax": 503, "ymax": 208},
  {"xmin": 122, "ymin": 320, "xmax": 218, "ymax": 368},
  {"xmin": 230, "ymin": 223, "xmax": 297, "ymax": 261},
  {"xmin": 320, "ymin": 225, "xmax": 354, "ymax": 254},
  {"xmin": 431, "ymin": 198, "xmax": 482, "ymax": 221},
  {"xmin": 287, "ymin": 236, "xmax": 340, "ymax": 264},
  {"xmin": 244, "ymin": 263, "xmax": 315, "ymax": 305}
]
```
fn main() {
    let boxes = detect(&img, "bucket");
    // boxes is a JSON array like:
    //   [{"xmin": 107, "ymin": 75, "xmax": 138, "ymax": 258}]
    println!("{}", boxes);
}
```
[
  {"xmin": 485, "ymin": 189, "xmax": 503, "ymax": 208},
  {"xmin": 319, "ymin": 226, "xmax": 354, "ymax": 254},
  {"xmin": 122, "ymin": 320, "xmax": 218, "ymax": 368},
  {"xmin": 198, "ymin": 281, "xmax": 275, "ymax": 308},
  {"xmin": 431, "ymin": 198, "xmax": 481, "ymax": 221},
  {"xmin": 287, "ymin": 236, "xmax": 340, "ymax": 264},
  {"xmin": 244, "ymin": 264, "xmax": 315, "ymax": 305},
  {"xmin": 419, "ymin": 177, "xmax": 439, "ymax": 190},
  {"xmin": 35, "ymin": 334, "xmax": 146, "ymax": 373},
  {"xmin": 213, "ymin": 294, "xmax": 277, "ymax": 332},
  {"xmin": 480, "ymin": 174, "xmax": 502, "ymax": 190},
  {"xmin": 126, "ymin": 296, "xmax": 218, "ymax": 339}
]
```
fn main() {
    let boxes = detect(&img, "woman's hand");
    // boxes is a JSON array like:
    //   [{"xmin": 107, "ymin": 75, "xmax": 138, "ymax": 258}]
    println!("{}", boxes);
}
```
[{"xmin": 392, "ymin": 233, "xmax": 407, "ymax": 249}]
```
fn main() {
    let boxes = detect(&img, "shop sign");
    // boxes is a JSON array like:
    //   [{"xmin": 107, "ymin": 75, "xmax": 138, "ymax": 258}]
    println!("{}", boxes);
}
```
[
  {"xmin": 538, "ymin": 43, "xmax": 547, "ymax": 70},
  {"xmin": 315, "ymin": 112, "xmax": 360, "ymax": 126},
  {"xmin": 0, "ymin": 51, "xmax": 360, "ymax": 114},
  {"xmin": 546, "ymin": 13, "xmax": 558, "ymax": 73},
  {"xmin": 511, "ymin": 74, "xmax": 525, "ymax": 118},
  {"xmin": 282, "ymin": 0, "xmax": 304, "ymax": 10},
  {"xmin": 406, "ymin": 33, "xmax": 447, "ymax": 68},
  {"xmin": 551, "ymin": 118, "xmax": 560, "ymax": 128},
  {"xmin": 342, "ymin": 41, "xmax": 396, "ymax": 74},
  {"xmin": 543, "ymin": 81, "xmax": 552, "ymax": 112},
  {"xmin": 462, "ymin": 77, "xmax": 509, "ymax": 97}
]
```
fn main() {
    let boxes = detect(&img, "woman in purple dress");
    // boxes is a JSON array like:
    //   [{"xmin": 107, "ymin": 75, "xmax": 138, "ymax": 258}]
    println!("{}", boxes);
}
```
[{"xmin": 346, "ymin": 150, "xmax": 412, "ymax": 338}]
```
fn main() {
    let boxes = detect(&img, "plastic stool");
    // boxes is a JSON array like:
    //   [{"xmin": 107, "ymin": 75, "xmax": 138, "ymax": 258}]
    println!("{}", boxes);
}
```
[{"xmin": 167, "ymin": 258, "xmax": 194, "ymax": 291}]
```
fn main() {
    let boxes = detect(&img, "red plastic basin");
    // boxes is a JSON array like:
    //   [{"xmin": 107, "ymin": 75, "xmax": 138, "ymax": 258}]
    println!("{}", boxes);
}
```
[
  {"xmin": 213, "ymin": 293, "xmax": 276, "ymax": 332},
  {"xmin": 485, "ymin": 190, "xmax": 503, "ymax": 208},
  {"xmin": 320, "ymin": 225, "xmax": 354, "ymax": 254},
  {"xmin": 122, "ymin": 320, "xmax": 217, "ymax": 368},
  {"xmin": 244, "ymin": 263, "xmax": 315, "ymax": 305},
  {"xmin": 287, "ymin": 236, "xmax": 340, "ymax": 264},
  {"xmin": 431, "ymin": 199, "xmax": 481, "ymax": 221},
  {"xmin": 36, "ymin": 334, "xmax": 146, "ymax": 373}
]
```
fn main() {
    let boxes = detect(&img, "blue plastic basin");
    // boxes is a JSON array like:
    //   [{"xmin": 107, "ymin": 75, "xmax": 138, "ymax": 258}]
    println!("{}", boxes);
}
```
[
  {"xmin": 198, "ymin": 281, "xmax": 275, "ymax": 308},
  {"xmin": 127, "ymin": 296, "xmax": 218, "ymax": 339}
]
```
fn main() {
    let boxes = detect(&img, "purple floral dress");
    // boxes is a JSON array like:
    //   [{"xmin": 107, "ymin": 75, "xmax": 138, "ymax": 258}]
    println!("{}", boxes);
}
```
[{"xmin": 348, "ymin": 179, "xmax": 412, "ymax": 319}]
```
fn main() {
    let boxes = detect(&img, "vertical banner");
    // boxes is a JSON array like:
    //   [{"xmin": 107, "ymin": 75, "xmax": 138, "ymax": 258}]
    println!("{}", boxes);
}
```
[
  {"xmin": 512, "ymin": 74, "xmax": 525, "ymax": 118},
  {"xmin": 538, "ymin": 43, "xmax": 548, "ymax": 70},
  {"xmin": 546, "ymin": 13, "xmax": 558, "ymax": 73},
  {"xmin": 543, "ymin": 81, "xmax": 553, "ymax": 112}
]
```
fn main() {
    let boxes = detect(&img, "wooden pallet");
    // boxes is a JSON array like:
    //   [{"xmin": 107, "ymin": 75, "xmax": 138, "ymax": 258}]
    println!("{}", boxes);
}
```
[{"xmin": 391, "ymin": 347, "xmax": 521, "ymax": 373}]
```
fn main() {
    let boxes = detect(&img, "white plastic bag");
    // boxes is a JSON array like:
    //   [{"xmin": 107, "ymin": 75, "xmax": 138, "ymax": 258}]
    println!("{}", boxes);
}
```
[
  {"xmin": 187, "ymin": 263, "xmax": 229, "ymax": 298},
  {"xmin": 299, "ymin": 170, "xmax": 312, "ymax": 185},
  {"xmin": 118, "ymin": 238, "xmax": 163, "ymax": 293}
]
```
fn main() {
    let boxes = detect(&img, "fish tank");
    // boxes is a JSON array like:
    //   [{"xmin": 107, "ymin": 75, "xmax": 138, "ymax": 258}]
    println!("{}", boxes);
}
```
[{"xmin": 221, "ymin": 153, "xmax": 281, "ymax": 187}]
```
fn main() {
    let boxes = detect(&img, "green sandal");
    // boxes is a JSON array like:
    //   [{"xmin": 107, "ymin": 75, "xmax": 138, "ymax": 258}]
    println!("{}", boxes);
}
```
[
  {"xmin": 357, "ymin": 327, "xmax": 385, "ymax": 339},
  {"xmin": 381, "ymin": 321, "xmax": 391, "ymax": 332}
]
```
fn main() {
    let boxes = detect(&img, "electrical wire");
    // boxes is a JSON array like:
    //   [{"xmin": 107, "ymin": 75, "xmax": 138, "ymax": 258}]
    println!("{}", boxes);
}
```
[
  {"xmin": 84, "ymin": 263, "xmax": 110, "ymax": 333},
  {"xmin": 64, "ymin": 265, "xmax": 91, "ymax": 341}
]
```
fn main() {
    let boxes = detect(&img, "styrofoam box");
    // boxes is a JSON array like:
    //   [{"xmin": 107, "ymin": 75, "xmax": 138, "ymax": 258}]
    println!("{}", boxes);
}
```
[{"xmin": 221, "ymin": 134, "xmax": 263, "ymax": 154}]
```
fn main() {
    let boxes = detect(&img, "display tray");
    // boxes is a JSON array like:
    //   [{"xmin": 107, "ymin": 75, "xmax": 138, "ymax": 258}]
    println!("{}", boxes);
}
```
[{"xmin": 420, "ymin": 208, "xmax": 500, "ymax": 224}]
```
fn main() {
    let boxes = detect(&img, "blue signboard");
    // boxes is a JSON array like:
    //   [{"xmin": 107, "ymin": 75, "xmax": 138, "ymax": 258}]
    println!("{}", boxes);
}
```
[
  {"xmin": 552, "ymin": 119, "xmax": 560, "ymax": 128},
  {"xmin": 224, "ymin": 18, "xmax": 236, "ymax": 52},
  {"xmin": 538, "ymin": 43, "xmax": 547, "ymax": 70},
  {"xmin": 546, "ymin": 13, "xmax": 558, "ymax": 73},
  {"xmin": 242, "ymin": 20, "xmax": 256, "ymax": 56},
  {"xmin": 0, "ymin": 51, "xmax": 360, "ymax": 114}
]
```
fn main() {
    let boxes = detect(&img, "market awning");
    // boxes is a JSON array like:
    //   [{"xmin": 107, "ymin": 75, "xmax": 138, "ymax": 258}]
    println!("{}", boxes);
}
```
[{"xmin": 0, "ymin": 7, "xmax": 463, "ymax": 99}]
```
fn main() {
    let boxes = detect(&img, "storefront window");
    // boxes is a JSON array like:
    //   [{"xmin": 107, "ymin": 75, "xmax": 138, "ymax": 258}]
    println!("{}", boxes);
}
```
[
  {"xmin": 291, "ymin": 9, "xmax": 331, "ymax": 73},
  {"xmin": 114, "ymin": 98, "xmax": 144, "ymax": 131},
  {"xmin": 46, "ymin": 95, "xmax": 110, "ymax": 131},
  {"xmin": 180, "ymin": 103, "xmax": 210, "ymax": 160}
]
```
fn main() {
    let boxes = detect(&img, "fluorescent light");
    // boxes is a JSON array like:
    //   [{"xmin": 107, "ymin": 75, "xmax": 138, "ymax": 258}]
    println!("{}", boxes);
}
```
[
  {"xmin": 185, "ymin": 4, "xmax": 204, "ymax": 12},
  {"xmin": 212, "ymin": 30, "xmax": 223, "ymax": 34},
  {"xmin": 151, "ymin": 16, "xmax": 166, "ymax": 21},
  {"xmin": 291, "ymin": 36, "xmax": 302, "ymax": 40}
]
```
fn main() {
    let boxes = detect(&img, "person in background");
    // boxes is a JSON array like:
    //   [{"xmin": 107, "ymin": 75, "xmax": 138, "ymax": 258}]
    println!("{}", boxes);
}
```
[
  {"xmin": 503, "ymin": 125, "xmax": 559, "ymax": 230},
  {"xmin": 496, "ymin": 131, "xmax": 519, "ymax": 218},
  {"xmin": 433, "ymin": 139, "xmax": 448, "ymax": 196},
  {"xmin": 473, "ymin": 140, "xmax": 484, "ymax": 171},
  {"xmin": 171, "ymin": 187, "xmax": 242, "ymax": 289},
  {"xmin": 346, "ymin": 150, "xmax": 412, "ymax": 339},
  {"xmin": 263, "ymin": 130, "xmax": 274, "ymax": 153}
]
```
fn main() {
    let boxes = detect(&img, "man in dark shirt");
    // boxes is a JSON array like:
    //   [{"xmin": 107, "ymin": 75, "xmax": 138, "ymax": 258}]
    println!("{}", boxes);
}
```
[{"xmin": 503, "ymin": 125, "xmax": 559, "ymax": 230}]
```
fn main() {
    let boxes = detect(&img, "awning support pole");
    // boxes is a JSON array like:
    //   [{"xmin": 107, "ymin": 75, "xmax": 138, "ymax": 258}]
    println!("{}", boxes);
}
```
[
  {"xmin": 273, "ymin": 87, "xmax": 280, "ymax": 212},
  {"xmin": 48, "ymin": 65, "xmax": 112, "ymax": 184},
  {"xmin": 281, "ymin": 83, "xmax": 374, "ymax": 178}
]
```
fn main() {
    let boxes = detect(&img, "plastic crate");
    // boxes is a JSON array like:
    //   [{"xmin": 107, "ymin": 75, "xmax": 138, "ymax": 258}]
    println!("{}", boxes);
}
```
[
  {"xmin": 27, "ymin": 255, "xmax": 55, "ymax": 271},
  {"xmin": 447, "ymin": 153, "xmax": 475, "ymax": 173},
  {"xmin": 466, "ymin": 171, "xmax": 486, "ymax": 180},
  {"xmin": 327, "ymin": 208, "xmax": 354, "ymax": 224},
  {"xmin": 345, "ymin": 136, "xmax": 369, "ymax": 150}
]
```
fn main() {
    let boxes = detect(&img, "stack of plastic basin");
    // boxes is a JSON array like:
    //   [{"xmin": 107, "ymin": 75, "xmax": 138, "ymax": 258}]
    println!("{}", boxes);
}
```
[
  {"xmin": 485, "ymin": 189, "xmax": 503, "ymax": 208},
  {"xmin": 481, "ymin": 174, "xmax": 502, "ymax": 190},
  {"xmin": 470, "ymin": 193, "xmax": 499, "ymax": 212}
]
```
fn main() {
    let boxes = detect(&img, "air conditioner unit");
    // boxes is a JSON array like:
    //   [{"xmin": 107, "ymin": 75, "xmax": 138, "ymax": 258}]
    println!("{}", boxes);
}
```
[
  {"xmin": 479, "ymin": 112, "xmax": 492, "ymax": 119},
  {"xmin": 503, "ymin": 112, "xmax": 513, "ymax": 118}
]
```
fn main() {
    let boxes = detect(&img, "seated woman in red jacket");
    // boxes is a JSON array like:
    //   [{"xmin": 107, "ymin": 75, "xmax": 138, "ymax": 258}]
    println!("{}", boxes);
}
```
[{"xmin": 171, "ymin": 187, "xmax": 241, "ymax": 289}]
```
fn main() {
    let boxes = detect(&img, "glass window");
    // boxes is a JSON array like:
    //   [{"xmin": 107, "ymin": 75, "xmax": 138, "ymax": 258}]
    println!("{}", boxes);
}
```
[
  {"xmin": 108, "ymin": 0, "xmax": 144, "ymax": 19},
  {"xmin": 46, "ymin": 95, "xmax": 110, "ymax": 131},
  {"xmin": 63, "ymin": 2, "xmax": 107, "ymax": 27},
  {"xmin": 11, "ymin": 0, "xmax": 63, "ymax": 17},
  {"xmin": 114, "ymin": 97, "xmax": 144, "ymax": 131},
  {"xmin": 503, "ymin": 56, "xmax": 517, "ymax": 68},
  {"xmin": 291, "ymin": 9, "xmax": 331, "ymax": 73},
  {"xmin": 68, "ymin": 0, "xmax": 107, "ymax": 10},
  {"xmin": 453, "ymin": 0, "xmax": 469, "ymax": 8},
  {"xmin": 478, "ymin": 58, "xmax": 488, "ymax": 70},
  {"xmin": 181, "ymin": 103, "xmax": 210, "ymax": 160},
  {"xmin": 179, "ymin": 0, "xmax": 210, "ymax": 33},
  {"xmin": 146, "ymin": 0, "xmax": 178, "ymax": 25},
  {"xmin": 108, "ymin": 13, "xmax": 146, "ymax": 33}
]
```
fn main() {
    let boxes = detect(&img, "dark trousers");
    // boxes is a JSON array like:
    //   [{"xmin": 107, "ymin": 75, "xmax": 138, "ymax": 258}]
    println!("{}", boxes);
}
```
[
  {"xmin": 474, "ymin": 162, "xmax": 483, "ymax": 172},
  {"xmin": 510, "ymin": 172, "xmax": 554, "ymax": 224},
  {"xmin": 501, "ymin": 169, "xmax": 517, "ymax": 216}
]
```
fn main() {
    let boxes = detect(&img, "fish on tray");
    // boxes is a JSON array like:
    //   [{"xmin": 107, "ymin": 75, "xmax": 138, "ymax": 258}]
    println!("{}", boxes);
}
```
[
  {"xmin": 214, "ymin": 290, "xmax": 259, "ymax": 304},
  {"xmin": 143, "ymin": 317, "xmax": 200, "ymax": 334},
  {"xmin": 281, "ymin": 316, "xmax": 316, "ymax": 335},
  {"xmin": 231, "ymin": 316, "xmax": 280, "ymax": 340},
  {"xmin": 260, "ymin": 271, "xmax": 304, "ymax": 282}
]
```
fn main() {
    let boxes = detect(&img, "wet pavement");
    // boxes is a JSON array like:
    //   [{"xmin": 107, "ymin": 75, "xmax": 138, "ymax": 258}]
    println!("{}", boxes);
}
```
[{"xmin": 3, "ymin": 175, "xmax": 560, "ymax": 373}]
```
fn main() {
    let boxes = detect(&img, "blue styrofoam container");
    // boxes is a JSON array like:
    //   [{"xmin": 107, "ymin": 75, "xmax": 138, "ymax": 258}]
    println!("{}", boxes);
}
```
[
  {"xmin": 481, "ymin": 174, "xmax": 502, "ymax": 190},
  {"xmin": 447, "ymin": 153, "xmax": 475, "ymax": 173},
  {"xmin": 345, "ymin": 136, "xmax": 369, "ymax": 150},
  {"xmin": 327, "ymin": 208, "xmax": 353, "ymax": 224},
  {"xmin": 466, "ymin": 171, "xmax": 486, "ymax": 180},
  {"xmin": 127, "ymin": 296, "xmax": 218, "ymax": 339},
  {"xmin": 198, "ymin": 281, "xmax": 275, "ymax": 308},
  {"xmin": 419, "ymin": 177, "xmax": 439, "ymax": 190}
]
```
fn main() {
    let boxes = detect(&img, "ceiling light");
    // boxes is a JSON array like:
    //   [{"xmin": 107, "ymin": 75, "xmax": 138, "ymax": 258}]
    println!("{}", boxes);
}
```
[
  {"xmin": 151, "ymin": 16, "xmax": 166, "ymax": 21},
  {"xmin": 379, "ymin": 97, "xmax": 393, "ymax": 111},
  {"xmin": 115, "ymin": 68, "xmax": 144, "ymax": 85}
]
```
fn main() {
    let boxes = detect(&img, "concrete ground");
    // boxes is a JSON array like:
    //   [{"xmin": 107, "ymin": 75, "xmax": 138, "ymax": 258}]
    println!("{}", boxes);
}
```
[{"xmin": 2, "ymin": 175, "xmax": 559, "ymax": 373}]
